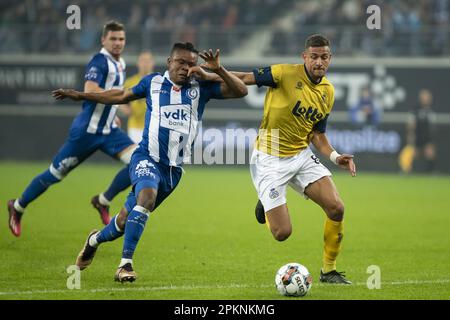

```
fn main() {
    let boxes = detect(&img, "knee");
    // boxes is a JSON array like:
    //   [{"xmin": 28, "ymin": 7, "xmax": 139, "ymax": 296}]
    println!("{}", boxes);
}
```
[
  {"xmin": 137, "ymin": 189, "xmax": 157, "ymax": 212},
  {"xmin": 272, "ymin": 226, "xmax": 292, "ymax": 242},
  {"xmin": 139, "ymin": 199, "xmax": 156, "ymax": 212},
  {"xmin": 326, "ymin": 200, "xmax": 345, "ymax": 221},
  {"xmin": 49, "ymin": 162, "xmax": 75, "ymax": 182}
]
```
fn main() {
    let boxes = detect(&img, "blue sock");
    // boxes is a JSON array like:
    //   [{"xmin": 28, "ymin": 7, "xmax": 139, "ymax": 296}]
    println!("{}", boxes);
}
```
[
  {"xmin": 103, "ymin": 166, "xmax": 131, "ymax": 202},
  {"xmin": 122, "ymin": 206, "xmax": 150, "ymax": 259},
  {"xmin": 19, "ymin": 169, "xmax": 60, "ymax": 208},
  {"xmin": 96, "ymin": 215, "xmax": 124, "ymax": 244}
]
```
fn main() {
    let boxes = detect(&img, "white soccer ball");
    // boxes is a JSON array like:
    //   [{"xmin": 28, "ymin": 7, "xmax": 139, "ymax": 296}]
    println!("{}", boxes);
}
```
[{"xmin": 275, "ymin": 262, "xmax": 312, "ymax": 297}]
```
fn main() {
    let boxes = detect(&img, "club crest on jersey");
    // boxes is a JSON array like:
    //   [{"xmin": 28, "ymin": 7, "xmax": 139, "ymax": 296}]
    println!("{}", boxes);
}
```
[
  {"xmin": 186, "ymin": 88, "xmax": 198, "ymax": 100},
  {"xmin": 292, "ymin": 100, "xmax": 324, "ymax": 122}
]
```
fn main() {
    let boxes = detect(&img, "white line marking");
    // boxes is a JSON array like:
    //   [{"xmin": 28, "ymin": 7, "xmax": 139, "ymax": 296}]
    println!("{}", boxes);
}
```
[{"xmin": 0, "ymin": 279, "xmax": 449, "ymax": 296}]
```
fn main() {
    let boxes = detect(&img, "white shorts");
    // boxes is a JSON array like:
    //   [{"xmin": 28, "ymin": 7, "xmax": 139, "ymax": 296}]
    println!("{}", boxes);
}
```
[
  {"xmin": 250, "ymin": 147, "xmax": 332, "ymax": 212},
  {"xmin": 128, "ymin": 128, "xmax": 143, "ymax": 144}
]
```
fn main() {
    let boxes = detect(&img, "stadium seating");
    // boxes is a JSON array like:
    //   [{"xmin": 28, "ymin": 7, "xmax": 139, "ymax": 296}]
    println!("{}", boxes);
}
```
[{"xmin": 0, "ymin": 0, "xmax": 448, "ymax": 56}]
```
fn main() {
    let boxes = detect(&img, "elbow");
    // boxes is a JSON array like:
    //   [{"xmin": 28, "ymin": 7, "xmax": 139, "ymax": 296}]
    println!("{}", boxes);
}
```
[{"xmin": 237, "ymin": 86, "xmax": 248, "ymax": 98}]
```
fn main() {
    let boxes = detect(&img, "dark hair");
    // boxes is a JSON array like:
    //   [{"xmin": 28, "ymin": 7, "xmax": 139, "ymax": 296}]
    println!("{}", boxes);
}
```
[
  {"xmin": 304, "ymin": 34, "xmax": 330, "ymax": 49},
  {"xmin": 102, "ymin": 20, "xmax": 125, "ymax": 38},
  {"xmin": 170, "ymin": 42, "xmax": 199, "ymax": 55}
]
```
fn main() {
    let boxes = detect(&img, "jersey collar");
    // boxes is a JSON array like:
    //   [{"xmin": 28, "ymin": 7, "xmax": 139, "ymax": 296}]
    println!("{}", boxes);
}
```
[
  {"xmin": 100, "ymin": 47, "xmax": 120, "ymax": 62},
  {"xmin": 303, "ymin": 64, "xmax": 322, "ymax": 85},
  {"xmin": 163, "ymin": 71, "xmax": 185, "ymax": 90}
]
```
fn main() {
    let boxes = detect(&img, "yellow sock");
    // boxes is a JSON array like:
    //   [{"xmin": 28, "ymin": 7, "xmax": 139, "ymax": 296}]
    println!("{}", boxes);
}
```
[
  {"xmin": 265, "ymin": 213, "xmax": 271, "ymax": 230},
  {"xmin": 322, "ymin": 217, "xmax": 344, "ymax": 274},
  {"xmin": 398, "ymin": 144, "xmax": 415, "ymax": 173}
]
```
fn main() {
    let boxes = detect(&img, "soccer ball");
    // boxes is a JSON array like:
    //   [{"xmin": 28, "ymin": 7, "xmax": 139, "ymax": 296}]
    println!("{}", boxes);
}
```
[{"xmin": 275, "ymin": 263, "xmax": 312, "ymax": 297}]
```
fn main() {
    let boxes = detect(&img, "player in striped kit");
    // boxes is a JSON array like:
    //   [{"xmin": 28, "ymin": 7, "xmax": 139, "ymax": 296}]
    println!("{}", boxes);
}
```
[
  {"xmin": 7, "ymin": 21, "xmax": 137, "ymax": 237},
  {"xmin": 53, "ymin": 42, "xmax": 247, "ymax": 282}
]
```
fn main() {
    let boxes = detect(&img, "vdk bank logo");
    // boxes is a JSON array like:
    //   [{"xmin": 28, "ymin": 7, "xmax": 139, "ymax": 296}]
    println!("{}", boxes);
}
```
[
  {"xmin": 161, "ymin": 104, "xmax": 191, "ymax": 135},
  {"xmin": 164, "ymin": 109, "xmax": 189, "ymax": 121}
]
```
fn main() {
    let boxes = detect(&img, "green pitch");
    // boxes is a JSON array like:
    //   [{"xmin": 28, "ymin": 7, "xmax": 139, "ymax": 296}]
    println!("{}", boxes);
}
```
[{"xmin": 1, "ymin": 162, "xmax": 449, "ymax": 300}]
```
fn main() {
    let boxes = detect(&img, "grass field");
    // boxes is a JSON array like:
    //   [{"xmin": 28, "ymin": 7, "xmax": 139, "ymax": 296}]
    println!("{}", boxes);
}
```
[{"xmin": 1, "ymin": 161, "xmax": 449, "ymax": 300}]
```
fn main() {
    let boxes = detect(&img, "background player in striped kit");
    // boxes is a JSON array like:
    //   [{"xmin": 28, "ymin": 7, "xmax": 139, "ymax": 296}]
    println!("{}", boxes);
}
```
[
  {"xmin": 7, "ymin": 21, "xmax": 138, "ymax": 237},
  {"xmin": 53, "ymin": 42, "xmax": 248, "ymax": 282}
]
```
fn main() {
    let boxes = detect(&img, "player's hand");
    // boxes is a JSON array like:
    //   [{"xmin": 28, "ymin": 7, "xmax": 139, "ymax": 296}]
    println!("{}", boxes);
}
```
[
  {"xmin": 336, "ymin": 154, "xmax": 356, "ymax": 177},
  {"xmin": 187, "ymin": 66, "xmax": 215, "ymax": 81},
  {"xmin": 199, "ymin": 49, "xmax": 221, "ymax": 72},
  {"xmin": 52, "ymin": 89, "xmax": 82, "ymax": 101}
]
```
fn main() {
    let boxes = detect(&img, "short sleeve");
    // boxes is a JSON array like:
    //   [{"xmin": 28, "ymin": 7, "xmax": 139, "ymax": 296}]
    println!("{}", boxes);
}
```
[
  {"xmin": 131, "ymin": 74, "xmax": 152, "ymax": 98},
  {"xmin": 84, "ymin": 54, "xmax": 108, "ymax": 86},
  {"xmin": 313, "ymin": 114, "xmax": 329, "ymax": 133},
  {"xmin": 200, "ymin": 81, "xmax": 223, "ymax": 100},
  {"xmin": 252, "ymin": 64, "xmax": 283, "ymax": 88}
]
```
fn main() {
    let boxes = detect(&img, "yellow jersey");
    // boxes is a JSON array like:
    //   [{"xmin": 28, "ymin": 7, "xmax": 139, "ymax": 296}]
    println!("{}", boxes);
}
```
[
  {"xmin": 254, "ymin": 64, "xmax": 335, "ymax": 157},
  {"xmin": 124, "ymin": 73, "xmax": 147, "ymax": 130}
]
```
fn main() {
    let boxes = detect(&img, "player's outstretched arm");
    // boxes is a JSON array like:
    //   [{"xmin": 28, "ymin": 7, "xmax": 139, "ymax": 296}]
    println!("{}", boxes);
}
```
[
  {"xmin": 195, "ymin": 49, "xmax": 248, "ymax": 98},
  {"xmin": 312, "ymin": 131, "xmax": 356, "ymax": 177},
  {"xmin": 52, "ymin": 88, "xmax": 139, "ymax": 105},
  {"xmin": 189, "ymin": 66, "xmax": 256, "ymax": 86},
  {"xmin": 188, "ymin": 66, "xmax": 256, "ymax": 86}
]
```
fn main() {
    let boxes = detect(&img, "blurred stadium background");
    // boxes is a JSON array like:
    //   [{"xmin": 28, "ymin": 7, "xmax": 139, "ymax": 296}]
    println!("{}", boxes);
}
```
[{"xmin": 0, "ymin": 0, "xmax": 449, "ymax": 173}]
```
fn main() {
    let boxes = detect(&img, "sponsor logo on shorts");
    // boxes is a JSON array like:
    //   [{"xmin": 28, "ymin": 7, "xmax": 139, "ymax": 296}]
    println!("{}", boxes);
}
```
[
  {"xmin": 311, "ymin": 155, "xmax": 321, "ymax": 164},
  {"xmin": 135, "ymin": 160, "xmax": 156, "ymax": 178},
  {"xmin": 57, "ymin": 157, "xmax": 79, "ymax": 175},
  {"xmin": 269, "ymin": 188, "xmax": 279, "ymax": 199}
]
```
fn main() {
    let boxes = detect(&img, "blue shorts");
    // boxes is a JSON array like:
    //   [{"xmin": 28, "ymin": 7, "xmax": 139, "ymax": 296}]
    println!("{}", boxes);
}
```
[
  {"xmin": 51, "ymin": 128, "xmax": 134, "ymax": 178},
  {"xmin": 125, "ymin": 148, "xmax": 183, "ymax": 212}
]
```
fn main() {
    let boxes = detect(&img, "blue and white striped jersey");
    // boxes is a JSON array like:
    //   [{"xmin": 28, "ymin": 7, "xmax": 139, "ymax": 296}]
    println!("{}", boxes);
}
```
[
  {"xmin": 132, "ymin": 71, "xmax": 223, "ymax": 166},
  {"xmin": 70, "ymin": 48, "xmax": 126, "ymax": 135}
]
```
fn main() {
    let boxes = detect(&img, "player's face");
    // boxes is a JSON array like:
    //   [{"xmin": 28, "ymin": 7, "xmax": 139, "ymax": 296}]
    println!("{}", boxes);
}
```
[
  {"xmin": 419, "ymin": 89, "xmax": 433, "ymax": 107},
  {"xmin": 167, "ymin": 49, "xmax": 198, "ymax": 85},
  {"xmin": 302, "ymin": 46, "xmax": 331, "ymax": 80},
  {"xmin": 102, "ymin": 30, "xmax": 126, "ymax": 59}
]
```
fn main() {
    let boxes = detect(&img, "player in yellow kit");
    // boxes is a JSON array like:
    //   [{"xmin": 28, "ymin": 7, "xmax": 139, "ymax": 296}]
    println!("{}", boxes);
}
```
[
  {"xmin": 121, "ymin": 51, "xmax": 155, "ymax": 143},
  {"xmin": 189, "ymin": 34, "xmax": 356, "ymax": 284}
]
